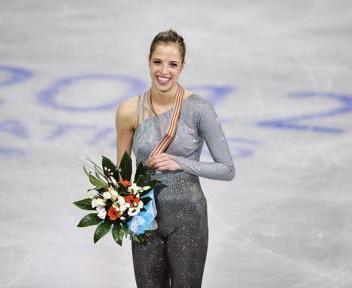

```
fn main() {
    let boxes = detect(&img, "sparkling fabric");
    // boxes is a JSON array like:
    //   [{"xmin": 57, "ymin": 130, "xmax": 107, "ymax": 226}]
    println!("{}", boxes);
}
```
[{"xmin": 131, "ymin": 93, "xmax": 235, "ymax": 288}]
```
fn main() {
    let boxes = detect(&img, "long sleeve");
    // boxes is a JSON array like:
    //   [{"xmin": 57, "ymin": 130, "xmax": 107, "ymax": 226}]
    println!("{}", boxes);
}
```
[{"xmin": 172, "ymin": 99, "xmax": 235, "ymax": 181}]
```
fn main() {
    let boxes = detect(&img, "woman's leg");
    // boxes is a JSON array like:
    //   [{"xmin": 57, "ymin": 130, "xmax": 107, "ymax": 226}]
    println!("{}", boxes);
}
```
[
  {"xmin": 131, "ymin": 231, "xmax": 170, "ymax": 288},
  {"xmin": 166, "ymin": 203, "xmax": 209, "ymax": 288}
]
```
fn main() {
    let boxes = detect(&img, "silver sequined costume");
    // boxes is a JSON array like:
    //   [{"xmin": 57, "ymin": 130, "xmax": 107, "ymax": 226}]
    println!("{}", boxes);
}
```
[{"xmin": 131, "ymin": 93, "xmax": 235, "ymax": 288}]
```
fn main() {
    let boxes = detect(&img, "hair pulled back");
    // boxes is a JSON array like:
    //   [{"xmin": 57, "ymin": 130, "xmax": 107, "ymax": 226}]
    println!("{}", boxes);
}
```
[{"xmin": 149, "ymin": 29, "xmax": 186, "ymax": 64}]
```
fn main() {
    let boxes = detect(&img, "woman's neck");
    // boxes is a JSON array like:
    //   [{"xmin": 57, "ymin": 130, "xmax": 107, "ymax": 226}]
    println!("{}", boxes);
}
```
[{"xmin": 150, "ymin": 84, "xmax": 179, "ymax": 106}]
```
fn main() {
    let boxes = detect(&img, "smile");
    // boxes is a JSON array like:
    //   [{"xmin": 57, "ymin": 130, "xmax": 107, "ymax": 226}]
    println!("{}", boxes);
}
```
[{"xmin": 156, "ymin": 76, "xmax": 171, "ymax": 85}]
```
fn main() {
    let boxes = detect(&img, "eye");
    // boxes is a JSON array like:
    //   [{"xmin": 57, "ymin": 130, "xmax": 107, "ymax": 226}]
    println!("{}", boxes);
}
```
[
  {"xmin": 153, "ymin": 60, "xmax": 161, "ymax": 64},
  {"xmin": 170, "ymin": 62, "xmax": 178, "ymax": 67}
]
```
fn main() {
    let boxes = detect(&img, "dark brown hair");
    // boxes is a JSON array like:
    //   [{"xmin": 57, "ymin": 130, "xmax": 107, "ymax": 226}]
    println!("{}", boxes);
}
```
[{"xmin": 149, "ymin": 29, "xmax": 186, "ymax": 64}]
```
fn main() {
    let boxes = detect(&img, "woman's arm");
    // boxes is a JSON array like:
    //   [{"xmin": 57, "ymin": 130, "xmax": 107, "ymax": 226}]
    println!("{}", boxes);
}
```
[
  {"xmin": 115, "ymin": 97, "xmax": 138, "ymax": 166},
  {"xmin": 172, "ymin": 99, "xmax": 235, "ymax": 181}
]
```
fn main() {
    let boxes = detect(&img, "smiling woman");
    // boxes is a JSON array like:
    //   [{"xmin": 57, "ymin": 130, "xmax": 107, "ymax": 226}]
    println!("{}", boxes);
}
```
[
  {"xmin": 115, "ymin": 29, "xmax": 235, "ymax": 288},
  {"xmin": 148, "ymin": 32, "xmax": 186, "ymax": 98},
  {"xmin": 149, "ymin": 43, "xmax": 183, "ymax": 96},
  {"xmin": 145, "ymin": 32, "xmax": 187, "ymax": 136}
]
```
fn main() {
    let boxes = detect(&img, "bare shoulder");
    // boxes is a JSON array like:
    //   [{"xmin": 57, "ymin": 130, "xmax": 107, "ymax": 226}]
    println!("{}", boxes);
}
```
[{"xmin": 115, "ymin": 95, "xmax": 140, "ymax": 130}]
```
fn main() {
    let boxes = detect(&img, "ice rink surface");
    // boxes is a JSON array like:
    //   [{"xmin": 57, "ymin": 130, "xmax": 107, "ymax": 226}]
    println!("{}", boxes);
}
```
[{"xmin": 1, "ymin": 0, "xmax": 352, "ymax": 287}]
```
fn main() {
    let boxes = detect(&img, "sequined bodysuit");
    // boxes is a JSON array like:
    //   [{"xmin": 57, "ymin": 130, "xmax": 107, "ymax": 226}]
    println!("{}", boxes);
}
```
[{"xmin": 131, "ymin": 92, "xmax": 235, "ymax": 288}]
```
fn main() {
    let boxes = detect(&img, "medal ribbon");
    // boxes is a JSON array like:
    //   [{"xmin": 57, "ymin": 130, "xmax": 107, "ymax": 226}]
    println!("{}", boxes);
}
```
[{"xmin": 147, "ymin": 84, "xmax": 185, "ymax": 160}]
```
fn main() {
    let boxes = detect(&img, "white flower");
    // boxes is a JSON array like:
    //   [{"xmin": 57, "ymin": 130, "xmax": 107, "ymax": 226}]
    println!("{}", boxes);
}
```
[
  {"xmin": 92, "ymin": 198, "xmax": 106, "ymax": 208},
  {"xmin": 110, "ymin": 177, "xmax": 117, "ymax": 186},
  {"xmin": 112, "ymin": 196, "xmax": 128, "ymax": 213},
  {"xmin": 127, "ymin": 201, "xmax": 143, "ymax": 216},
  {"xmin": 87, "ymin": 190, "xmax": 99, "ymax": 199},
  {"xmin": 142, "ymin": 185, "xmax": 151, "ymax": 191},
  {"xmin": 102, "ymin": 191, "xmax": 111, "ymax": 200},
  {"xmin": 127, "ymin": 207, "xmax": 140, "ymax": 216},
  {"xmin": 108, "ymin": 187, "xmax": 119, "ymax": 200},
  {"xmin": 96, "ymin": 206, "xmax": 106, "ymax": 219},
  {"xmin": 111, "ymin": 192, "xmax": 119, "ymax": 201},
  {"xmin": 117, "ymin": 195, "xmax": 126, "ymax": 205},
  {"xmin": 128, "ymin": 183, "xmax": 141, "ymax": 194}
]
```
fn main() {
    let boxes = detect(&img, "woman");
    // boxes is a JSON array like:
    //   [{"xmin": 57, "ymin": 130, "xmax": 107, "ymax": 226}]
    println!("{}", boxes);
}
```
[{"xmin": 115, "ymin": 29, "xmax": 235, "ymax": 288}]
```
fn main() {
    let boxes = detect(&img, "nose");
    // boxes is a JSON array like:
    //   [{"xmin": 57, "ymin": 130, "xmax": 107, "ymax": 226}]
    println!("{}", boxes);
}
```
[{"xmin": 161, "ymin": 63, "xmax": 169, "ymax": 75}]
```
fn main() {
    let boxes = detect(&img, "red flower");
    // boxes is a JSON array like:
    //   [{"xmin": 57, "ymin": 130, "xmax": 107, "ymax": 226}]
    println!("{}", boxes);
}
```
[
  {"xmin": 125, "ymin": 195, "xmax": 140, "ymax": 206},
  {"xmin": 107, "ymin": 207, "xmax": 121, "ymax": 221},
  {"xmin": 119, "ymin": 178, "xmax": 132, "ymax": 187}
]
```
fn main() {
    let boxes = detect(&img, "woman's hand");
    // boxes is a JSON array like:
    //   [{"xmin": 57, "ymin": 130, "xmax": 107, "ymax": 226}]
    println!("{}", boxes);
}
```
[{"xmin": 147, "ymin": 153, "xmax": 182, "ymax": 172}]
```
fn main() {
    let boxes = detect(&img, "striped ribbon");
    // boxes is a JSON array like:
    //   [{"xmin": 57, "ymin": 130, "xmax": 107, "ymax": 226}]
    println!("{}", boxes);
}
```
[{"xmin": 147, "ymin": 83, "xmax": 185, "ymax": 160}]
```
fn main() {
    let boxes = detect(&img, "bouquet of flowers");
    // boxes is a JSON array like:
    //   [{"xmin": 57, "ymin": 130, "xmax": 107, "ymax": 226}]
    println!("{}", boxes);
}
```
[{"xmin": 73, "ymin": 152, "xmax": 165, "ymax": 245}]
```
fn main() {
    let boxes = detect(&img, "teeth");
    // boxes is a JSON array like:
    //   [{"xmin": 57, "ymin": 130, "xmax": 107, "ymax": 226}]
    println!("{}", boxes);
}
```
[{"xmin": 157, "ymin": 76, "xmax": 170, "ymax": 84}]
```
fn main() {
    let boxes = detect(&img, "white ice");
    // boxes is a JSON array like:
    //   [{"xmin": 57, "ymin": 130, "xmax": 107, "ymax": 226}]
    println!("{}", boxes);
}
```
[{"xmin": 0, "ymin": 0, "xmax": 351, "ymax": 287}]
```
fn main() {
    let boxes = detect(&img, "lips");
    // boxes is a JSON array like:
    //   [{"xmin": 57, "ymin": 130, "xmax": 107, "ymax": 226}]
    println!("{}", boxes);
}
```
[{"xmin": 156, "ymin": 76, "xmax": 170, "ymax": 85}]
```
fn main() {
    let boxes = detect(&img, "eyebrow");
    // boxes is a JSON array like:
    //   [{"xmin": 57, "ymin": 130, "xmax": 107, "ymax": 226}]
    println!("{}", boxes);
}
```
[{"xmin": 151, "ymin": 57, "xmax": 180, "ymax": 64}]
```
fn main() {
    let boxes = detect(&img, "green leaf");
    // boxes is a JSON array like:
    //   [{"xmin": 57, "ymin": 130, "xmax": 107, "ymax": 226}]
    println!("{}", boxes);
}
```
[
  {"xmin": 134, "ymin": 162, "xmax": 147, "ymax": 182},
  {"xmin": 88, "ymin": 173, "xmax": 107, "ymax": 189},
  {"xmin": 135, "ymin": 174, "xmax": 147, "ymax": 186},
  {"xmin": 119, "ymin": 151, "xmax": 132, "ymax": 181},
  {"xmin": 83, "ymin": 165, "xmax": 90, "ymax": 177},
  {"xmin": 86, "ymin": 157, "xmax": 106, "ymax": 177},
  {"xmin": 148, "ymin": 179, "xmax": 159, "ymax": 188},
  {"xmin": 77, "ymin": 213, "xmax": 102, "ymax": 227},
  {"xmin": 94, "ymin": 168, "xmax": 103, "ymax": 180},
  {"xmin": 156, "ymin": 183, "xmax": 168, "ymax": 190},
  {"xmin": 112, "ymin": 223, "xmax": 126, "ymax": 246},
  {"xmin": 73, "ymin": 198, "xmax": 95, "ymax": 210},
  {"xmin": 102, "ymin": 156, "xmax": 119, "ymax": 181},
  {"xmin": 141, "ymin": 196, "xmax": 152, "ymax": 206},
  {"xmin": 94, "ymin": 220, "xmax": 112, "ymax": 244},
  {"xmin": 139, "ymin": 186, "xmax": 152, "ymax": 197},
  {"xmin": 122, "ymin": 223, "xmax": 130, "ymax": 237},
  {"xmin": 131, "ymin": 234, "xmax": 142, "ymax": 244}
]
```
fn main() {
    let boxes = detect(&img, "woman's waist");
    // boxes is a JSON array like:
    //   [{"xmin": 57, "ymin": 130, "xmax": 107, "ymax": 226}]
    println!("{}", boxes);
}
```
[{"xmin": 146, "ymin": 167, "xmax": 199, "ymax": 183}]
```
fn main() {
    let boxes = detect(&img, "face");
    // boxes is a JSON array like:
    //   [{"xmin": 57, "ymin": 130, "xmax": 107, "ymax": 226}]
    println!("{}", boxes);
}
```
[{"xmin": 148, "ymin": 42, "xmax": 184, "ymax": 93}]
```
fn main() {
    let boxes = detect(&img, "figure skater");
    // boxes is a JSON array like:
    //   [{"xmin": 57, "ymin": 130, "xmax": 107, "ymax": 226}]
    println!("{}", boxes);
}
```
[{"xmin": 115, "ymin": 29, "xmax": 235, "ymax": 288}]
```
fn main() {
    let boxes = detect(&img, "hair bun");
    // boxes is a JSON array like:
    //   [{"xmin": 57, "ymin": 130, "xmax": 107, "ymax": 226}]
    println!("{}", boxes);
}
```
[{"xmin": 149, "ymin": 29, "xmax": 186, "ymax": 63}]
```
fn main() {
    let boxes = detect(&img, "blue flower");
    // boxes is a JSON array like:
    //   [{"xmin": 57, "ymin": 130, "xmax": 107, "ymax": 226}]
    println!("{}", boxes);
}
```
[{"xmin": 127, "ymin": 189, "xmax": 158, "ymax": 235}]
